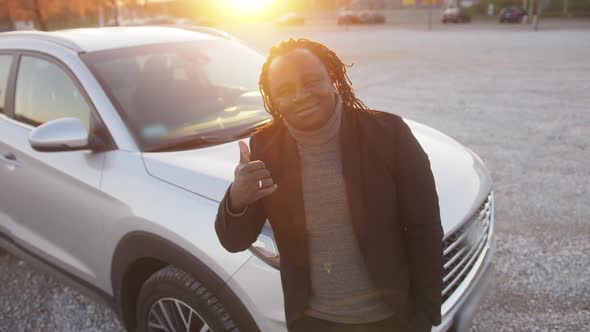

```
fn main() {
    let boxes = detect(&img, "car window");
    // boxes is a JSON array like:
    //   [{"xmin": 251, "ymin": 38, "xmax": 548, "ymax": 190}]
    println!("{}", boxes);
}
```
[
  {"xmin": 14, "ymin": 56, "xmax": 91, "ymax": 130},
  {"xmin": 0, "ymin": 55, "xmax": 13, "ymax": 114}
]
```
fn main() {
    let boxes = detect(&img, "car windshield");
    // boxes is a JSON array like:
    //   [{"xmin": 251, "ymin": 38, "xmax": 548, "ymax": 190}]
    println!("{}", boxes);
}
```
[{"xmin": 81, "ymin": 39, "xmax": 270, "ymax": 152}]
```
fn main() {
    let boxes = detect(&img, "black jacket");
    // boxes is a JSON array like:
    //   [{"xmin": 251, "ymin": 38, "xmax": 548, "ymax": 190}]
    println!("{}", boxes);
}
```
[{"xmin": 215, "ymin": 106, "xmax": 444, "ymax": 330}]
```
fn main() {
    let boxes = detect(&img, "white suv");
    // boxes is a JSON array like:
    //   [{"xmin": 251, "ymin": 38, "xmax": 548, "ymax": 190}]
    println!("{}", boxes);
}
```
[{"xmin": 0, "ymin": 27, "xmax": 495, "ymax": 332}]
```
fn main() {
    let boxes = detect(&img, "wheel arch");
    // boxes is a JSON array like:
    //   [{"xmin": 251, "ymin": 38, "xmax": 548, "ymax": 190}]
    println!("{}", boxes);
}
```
[{"xmin": 111, "ymin": 231, "xmax": 260, "ymax": 332}]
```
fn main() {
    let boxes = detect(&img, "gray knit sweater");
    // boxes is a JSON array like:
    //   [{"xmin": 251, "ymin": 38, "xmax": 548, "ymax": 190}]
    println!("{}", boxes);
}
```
[{"xmin": 285, "ymin": 97, "xmax": 394, "ymax": 324}]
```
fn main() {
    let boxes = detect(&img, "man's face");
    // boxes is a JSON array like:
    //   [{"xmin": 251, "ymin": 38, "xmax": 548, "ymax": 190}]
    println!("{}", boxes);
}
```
[{"xmin": 267, "ymin": 48, "xmax": 336, "ymax": 131}]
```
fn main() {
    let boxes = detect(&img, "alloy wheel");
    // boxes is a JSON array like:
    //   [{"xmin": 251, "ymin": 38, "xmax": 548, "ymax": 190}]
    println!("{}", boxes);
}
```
[{"xmin": 147, "ymin": 297, "xmax": 213, "ymax": 332}]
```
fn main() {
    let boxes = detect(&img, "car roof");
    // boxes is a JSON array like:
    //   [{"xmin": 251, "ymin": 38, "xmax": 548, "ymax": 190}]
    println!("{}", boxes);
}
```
[{"xmin": 0, "ymin": 26, "xmax": 224, "ymax": 53}]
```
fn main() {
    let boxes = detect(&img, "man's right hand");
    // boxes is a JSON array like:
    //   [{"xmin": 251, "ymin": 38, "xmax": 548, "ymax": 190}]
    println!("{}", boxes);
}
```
[{"xmin": 229, "ymin": 141, "xmax": 278, "ymax": 213}]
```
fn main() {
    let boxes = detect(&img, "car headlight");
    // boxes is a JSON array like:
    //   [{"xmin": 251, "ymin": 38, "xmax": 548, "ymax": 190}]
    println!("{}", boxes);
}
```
[{"xmin": 249, "ymin": 221, "xmax": 280, "ymax": 270}]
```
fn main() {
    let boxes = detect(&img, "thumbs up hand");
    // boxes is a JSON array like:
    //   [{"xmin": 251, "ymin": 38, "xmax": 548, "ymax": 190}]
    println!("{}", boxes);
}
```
[{"xmin": 228, "ymin": 141, "xmax": 278, "ymax": 213}]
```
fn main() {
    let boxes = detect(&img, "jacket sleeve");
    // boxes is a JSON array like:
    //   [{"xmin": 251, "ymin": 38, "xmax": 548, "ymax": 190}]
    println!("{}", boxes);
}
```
[
  {"xmin": 394, "ymin": 118, "xmax": 444, "ymax": 326},
  {"xmin": 215, "ymin": 187, "xmax": 266, "ymax": 253},
  {"xmin": 214, "ymin": 138, "xmax": 267, "ymax": 253}
]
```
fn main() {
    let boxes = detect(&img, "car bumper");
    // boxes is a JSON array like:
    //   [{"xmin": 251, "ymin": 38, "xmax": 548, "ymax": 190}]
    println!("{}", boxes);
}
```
[
  {"xmin": 225, "ymin": 254, "xmax": 287, "ymax": 331},
  {"xmin": 228, "ymin": 201, "xmax": 496, "ymax": 332},
  {"xmin": 435, "ymin": 235, "xmax": 497, "ymax": 332},
  {"xmin": 227, "ymin": 237, "xmax": 496, "ymax": 332}
]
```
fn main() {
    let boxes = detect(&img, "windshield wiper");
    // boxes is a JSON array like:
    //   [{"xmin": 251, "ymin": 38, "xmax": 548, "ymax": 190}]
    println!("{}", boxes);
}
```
[
  {"xmin": 145, "ymin": 135, "xmax": 230, "ymax": 153},
  {"xmin": 225, "ymin": 120, "xmax": 271, "ymax": 139},
  {"xmin": 145, "ymin": 120, "xmax": 271, "ymax": 153}
]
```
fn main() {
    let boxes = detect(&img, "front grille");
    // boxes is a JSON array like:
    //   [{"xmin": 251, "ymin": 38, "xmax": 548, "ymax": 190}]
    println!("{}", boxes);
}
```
[{"xmin": 441, "ymin": 193, "xmax": 492, "ymax": 303}]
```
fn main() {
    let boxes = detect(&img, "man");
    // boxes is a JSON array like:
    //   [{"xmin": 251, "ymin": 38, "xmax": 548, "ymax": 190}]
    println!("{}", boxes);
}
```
[{"xmin": 215, "ymin": 38, "xmax": 443, "ymax": 332}]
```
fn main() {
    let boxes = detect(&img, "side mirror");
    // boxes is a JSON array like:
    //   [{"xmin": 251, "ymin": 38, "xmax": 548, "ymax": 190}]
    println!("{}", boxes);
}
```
[{"xmin": 28, "ymin": 118, "xmax": 91, "ymax": 152}]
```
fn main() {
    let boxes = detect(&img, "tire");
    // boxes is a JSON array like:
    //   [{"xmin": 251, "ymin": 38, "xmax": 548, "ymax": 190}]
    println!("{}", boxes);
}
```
[{"xmin": 136, "ymin": 265, "xmax": 244, "ymax": 332}]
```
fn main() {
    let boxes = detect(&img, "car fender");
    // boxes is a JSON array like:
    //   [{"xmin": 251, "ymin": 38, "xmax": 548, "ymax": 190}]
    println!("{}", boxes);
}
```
[{"xmin": 111, "ymin": 231, "xmax": 260, "ymax": 331}]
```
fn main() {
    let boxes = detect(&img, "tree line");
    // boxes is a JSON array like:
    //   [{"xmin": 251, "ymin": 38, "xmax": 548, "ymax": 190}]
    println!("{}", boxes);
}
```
[{"xmin": 0, "ymin": 0, "xmax": 145, "ymax": 31}]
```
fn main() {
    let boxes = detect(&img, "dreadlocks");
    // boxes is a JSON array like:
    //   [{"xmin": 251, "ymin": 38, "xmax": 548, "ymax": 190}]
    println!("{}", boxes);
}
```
[{"xmin": 259, "ymin": 38, "xmax": 371, "ymax": 122}]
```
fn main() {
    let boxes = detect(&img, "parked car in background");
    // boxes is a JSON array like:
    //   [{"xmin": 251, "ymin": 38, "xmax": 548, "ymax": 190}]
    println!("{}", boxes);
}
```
[
  {"xmin": 337, "ymin": 10, "xmax": 362, "ymax": 25},
  {"xmin": 116, "ymin": 16, "xmax": 213, "ymax": 28},
  {"xmin": 144, "ymin": 15, "xmax": 176, "ymax": 25},
  {"xmin": 442, "ymin": 7, "xmax": 471, "ymax": 23},
  {"xmin": 359, "ymin": 10, "xmax": 386, "ymax": 24},
  {"xmin": 338, "ymin": 10, "xmax": 385, "ymax": 25},
  {"xmin": 0, "ymin": 26, "xmax": 495, "ymax": 332},
  {"xmin": 276, "ymin": 13, "xmax": 304, "ymax": 26},
  {"xmin": 498, "ymin": 6, "xmax": 527, "ymax": 23},
  {"xmin": 12, "ymin": 20, "xmax": 35, "ymax": 31}
]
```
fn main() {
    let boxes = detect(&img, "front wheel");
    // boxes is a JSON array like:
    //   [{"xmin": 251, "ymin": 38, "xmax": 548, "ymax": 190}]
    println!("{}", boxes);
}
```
[{"xmin": 136, "ymin": 266, "xmax": 243, "ymax": 332}]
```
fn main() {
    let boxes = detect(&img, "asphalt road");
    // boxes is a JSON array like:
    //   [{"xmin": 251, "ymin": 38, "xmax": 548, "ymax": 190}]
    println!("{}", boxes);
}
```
[{"xmin": 1, "ymin": 21, "xmax": 589, "ymax": 331}]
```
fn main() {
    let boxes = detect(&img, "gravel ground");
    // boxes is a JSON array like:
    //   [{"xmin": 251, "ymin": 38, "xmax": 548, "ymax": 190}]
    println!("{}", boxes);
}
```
[
  {"xmin": 0, "ymin": 252, "xmax": 123, "ymax": 332},
  {"xmin": 1, "ymin": 20, "xmax": 589, "ymax": 332}
]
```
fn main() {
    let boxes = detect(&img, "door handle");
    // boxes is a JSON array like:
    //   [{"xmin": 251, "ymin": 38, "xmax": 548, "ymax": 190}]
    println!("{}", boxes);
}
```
[
  {"xmin": 2, "ymin": 152, "xmax": 16, "ymax": 161},
  {"xmin": 0, "ymin": 152, "xmax": 23, "ymax": 168}
]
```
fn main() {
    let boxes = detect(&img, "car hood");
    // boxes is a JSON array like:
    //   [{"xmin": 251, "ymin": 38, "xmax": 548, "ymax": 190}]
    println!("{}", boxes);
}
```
[{"xmin": 142, "ymin": 119, "xmax": 492, "ymax": 234}]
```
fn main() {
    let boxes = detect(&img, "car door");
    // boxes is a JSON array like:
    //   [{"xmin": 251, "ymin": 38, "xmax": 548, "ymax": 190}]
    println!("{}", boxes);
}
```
[
  {"xmin": 0, "ymin": 53, "xmax": 107, "ymax": 285},
  {"xmin": 0, "ymin": 53, "xmax": 17, "ymax": 237}
]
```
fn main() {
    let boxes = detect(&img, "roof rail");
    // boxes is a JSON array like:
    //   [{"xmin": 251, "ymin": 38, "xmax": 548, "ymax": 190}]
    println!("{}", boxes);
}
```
[
  {"xmin": 161, "ymin": 25, "xmax": 237, "ymax": 40},
  {"xmin": 0, "ymin": 31, "xmax": 83, "ymax": 53}
]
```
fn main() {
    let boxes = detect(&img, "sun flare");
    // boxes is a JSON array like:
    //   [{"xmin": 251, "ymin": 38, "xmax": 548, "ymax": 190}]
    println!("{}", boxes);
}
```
[{"xmin": 227, "ymin": 0, "xmax": 274, "ymax": 13}]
